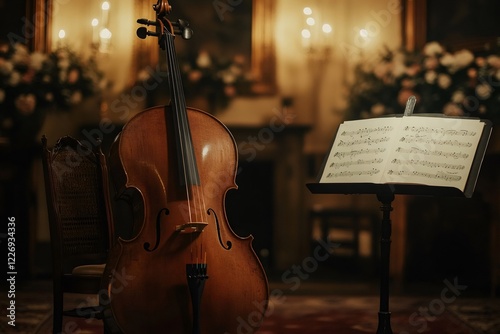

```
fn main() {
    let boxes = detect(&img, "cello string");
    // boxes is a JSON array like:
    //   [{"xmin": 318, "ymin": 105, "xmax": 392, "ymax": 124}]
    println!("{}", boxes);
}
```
[
  {"xmin": 165, "ymin": 25, "xmax": 208, "ymax": 260},
  {"xmin": 166, "ymin": 27, "xmax": 208, "ymax": 229},
  {"xmin": 164, "ymin": 31, "xmax": 200, "ymax": 263},
  {"xmin": 163, "ymin": 32, "xmax": 193, "ymax": 224}
]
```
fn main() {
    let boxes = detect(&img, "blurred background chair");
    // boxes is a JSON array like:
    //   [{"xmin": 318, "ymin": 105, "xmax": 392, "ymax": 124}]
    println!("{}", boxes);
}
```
[{"xmin": 41, "ymin": 135, "xmax": 114, "ymax": 333}]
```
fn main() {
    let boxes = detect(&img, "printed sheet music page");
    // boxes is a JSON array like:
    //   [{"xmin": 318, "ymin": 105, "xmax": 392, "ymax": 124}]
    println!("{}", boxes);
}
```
[
  {"xmin": 320, "ymin": 116, "xmax": 484, "ymax": 192},
  {"xmin": 320, "ymin": 117, "xmax": 400, "ymax": 184}
]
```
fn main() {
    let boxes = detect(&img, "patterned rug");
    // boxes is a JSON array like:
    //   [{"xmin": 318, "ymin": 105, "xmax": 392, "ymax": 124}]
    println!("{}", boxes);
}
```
[
  {"xmin": 4, "ymin": 281, "xmax": 500, "ymax": 334},
  {"xmin": 258, "ymin": 295, "xmax": 500, "ymax": 334}
]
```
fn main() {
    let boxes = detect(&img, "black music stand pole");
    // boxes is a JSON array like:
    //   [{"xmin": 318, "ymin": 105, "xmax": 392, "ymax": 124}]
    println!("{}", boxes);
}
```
[{"xmin": 376, "ymin": 191, "xmax": 394, "ymax": 334}]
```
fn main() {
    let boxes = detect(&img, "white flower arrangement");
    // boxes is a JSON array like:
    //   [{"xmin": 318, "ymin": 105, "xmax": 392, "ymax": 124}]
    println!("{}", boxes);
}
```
[
  {"xmin": 346, "ymin": 42, "xmax": 500, "ymax": 124},
  {"xmin": 0, "ymin": 42, "xmax": 105, "ymax": 148}
]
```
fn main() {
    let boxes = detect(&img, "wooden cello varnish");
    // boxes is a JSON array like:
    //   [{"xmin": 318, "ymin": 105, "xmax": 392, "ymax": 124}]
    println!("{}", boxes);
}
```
[{"xmin": 100, "ymin": 1, "xmax": 269, "ymax": 333}]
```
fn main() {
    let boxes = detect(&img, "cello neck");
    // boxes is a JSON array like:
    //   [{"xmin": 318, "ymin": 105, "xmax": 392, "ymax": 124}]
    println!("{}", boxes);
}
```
[{"xmin": 163, "ymin": 27, "xmax": 200, "ymax": 187}]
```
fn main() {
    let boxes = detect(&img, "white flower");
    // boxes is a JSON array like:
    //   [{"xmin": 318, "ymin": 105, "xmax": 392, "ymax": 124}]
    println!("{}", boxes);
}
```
[
  {"xmin": 11, "ymin": 44, "xmax": 30, "ymax": 65},
  {"xmin": 59, "ymin": 69, "xmax": 67, "ymax": 82},
  {"xmin": 443, "ymin": 103, "xmax": 464, "ymax": 116},
  {"xmin": 440, "ymin": 53, "xmax": 455, "ymax": 68},
  {"xmin": 220, "ymin": 70, "xmax": 236, "ymax": 84},
  {"xmin": 69, "ymin": 91, "xmax": 83, "ymax": 105},
  {"xmin": 196, "ymin": 51, "xmax": 211, "ymax": 68},
  {"xmin": 437, "ymin": 73, "xmax": 452, "ymax": 89},
  {"xmin": 478, "ymin": 105, "xmax": 487, "ymax": 114},
  {"xmin": 0, "ymin": 59, "xmax": 14, "ymax": 75},
  {"xmin": 476, "ymin": 84, "xmax": 492, "ymax": 99},
  {"xmin": 391, "ymin": 58, "xmax": 406, "ymax": 78},
  {"xmin": 373, "ymin": 62, "xmax": 390, "ymax": 79},
  {"xmin": 30, "ymin": 52, "xmax": 47, "ymax": 71},
  {"xmin": 425, "ymin": 70, "xmax": 437, "ymax": 84},
  {"xmin": 423, "ymin": 42, "xmax": 444, "ymax": 56},
  {"xmin": 487, "ymin": 55, "xmax": 500, "ymax": 69},
  {"xmin": 136, "ymin": 68, "xmax": 150, "ymax": 82},
  {"xmin": 454, "ymin": 49, "xmax": 474, "ymax": 69},
  {"xmin": 58, "ymin": 58, "xmax": 70, "ymax": 69},
  {"xmin": 371, "ymin": 103, "xmax": 386, "ymax": 116},
  {"xmin": 8, "ymin": 71, "xmax": 21, "ymax": 86},
  {"xmin": 451, "ymin": 90, "xmax": 465, "ymax": 104}
]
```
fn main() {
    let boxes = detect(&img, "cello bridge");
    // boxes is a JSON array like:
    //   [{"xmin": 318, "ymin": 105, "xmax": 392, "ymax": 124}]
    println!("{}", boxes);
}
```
[{"xmin": 175, "ymin": 222, "xmax": 208, "ymax": 234}]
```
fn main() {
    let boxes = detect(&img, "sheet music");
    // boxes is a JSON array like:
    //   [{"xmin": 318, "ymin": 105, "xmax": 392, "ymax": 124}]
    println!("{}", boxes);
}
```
[
  {"xmin": 319, "ymin": 117, "xmax": 400, "ymax": 183},
  {"xmin": 382, "ymin": 116, "xmax": 482, "ymax": 190},
  {"xmin": 320, "ymin": 116, "xmax": 485, "ymax": 192}
]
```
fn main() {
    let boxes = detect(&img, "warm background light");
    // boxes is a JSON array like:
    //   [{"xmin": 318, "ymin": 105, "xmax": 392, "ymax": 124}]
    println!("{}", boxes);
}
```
[
  {"xmin": 100, "ymin": 28, "xmax": 112, "ymax": 40},
  {"xmin": 101, "ymin": 1, "xmax": 110, "ymax": 11},
  {"xmin": 301, "ymin": 29, "xmax": 311, "ymax": 39}
]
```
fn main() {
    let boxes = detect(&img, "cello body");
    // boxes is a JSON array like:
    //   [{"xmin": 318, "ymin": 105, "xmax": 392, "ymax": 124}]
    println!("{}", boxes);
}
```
[{"xmin": 101, "ymin": 105, "xmax": 269, "ymax": 333}]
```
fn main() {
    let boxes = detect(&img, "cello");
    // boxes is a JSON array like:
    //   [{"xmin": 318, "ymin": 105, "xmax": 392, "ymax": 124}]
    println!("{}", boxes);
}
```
[{"xmin": 101, "ymin": 1, "xmax": 269, "ymax": 333}]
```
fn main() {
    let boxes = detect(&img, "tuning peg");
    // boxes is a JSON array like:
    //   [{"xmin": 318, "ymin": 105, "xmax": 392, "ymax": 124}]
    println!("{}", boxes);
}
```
[
  {"xmin": 172, "ymin": 19, "xmax": 193, "ymax": 40},
  {"xmin": 182, "ymin": 27, "xmax": 193, "ymax": 40},
  {"xmin": 136, "ymin": 27, "xmax": 160, "ymax": 39},
  {"xmin": 137, "ymin": 18, "xmax": 158, "ymax": 26}
]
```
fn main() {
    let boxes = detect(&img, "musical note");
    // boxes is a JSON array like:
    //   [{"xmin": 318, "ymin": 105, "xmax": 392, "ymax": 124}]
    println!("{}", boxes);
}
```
[
  {"xmin": 386, "ymin": 170, "xmax": 462, "ymax": 182},
  {"xmin": 341, "ymin": 126, "xmax": 394, "ymax": 137},
  {"xmin": 337, "ymin": 136, "xmax": 391, "ymax": 147},
  {"xmin": 399, "ymin": 136, "xmax": 473, "ymax": 148},
  {"xmin": 326, "ymin": 168, "xmax": 381, "ymax": 179},
  {"xmin": 402, "ymin": 126, "xmax": 477, "ymax": 137},
  {"xmin": 390, "ymin": 158, "xmax": 465, "ymax": 170},
  {"xmin": 395, "ymin": 147, "xmax": 469, "ymax": 159},
  {"xmin": 329, "ymin": 158, "xmax": 384, "ymax": 168},
  {"xmin": 333, "ymin": 148, "xmax": 387, "ymax": 159}
]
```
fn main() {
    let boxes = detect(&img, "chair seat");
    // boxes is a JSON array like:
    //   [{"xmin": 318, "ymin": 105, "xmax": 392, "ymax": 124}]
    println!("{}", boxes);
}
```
[{"xmin": 72, "ymin": 263, "xmax": 106, "ymax": 276}]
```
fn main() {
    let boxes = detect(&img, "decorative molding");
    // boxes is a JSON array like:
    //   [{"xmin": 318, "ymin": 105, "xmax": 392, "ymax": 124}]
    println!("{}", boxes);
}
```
[
  {"xmin": 251, "ymin": 0, "xmax": 276, "ymax": 94},
  {"xmin": 402, "ymin": 0, "xmax": 427, "ymax": 52}
]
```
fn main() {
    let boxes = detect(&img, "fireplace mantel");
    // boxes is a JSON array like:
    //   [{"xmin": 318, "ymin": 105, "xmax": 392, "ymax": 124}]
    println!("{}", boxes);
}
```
[{"xmin": 229, "ymin": 124, "xmax": 311, "ymax": 270}]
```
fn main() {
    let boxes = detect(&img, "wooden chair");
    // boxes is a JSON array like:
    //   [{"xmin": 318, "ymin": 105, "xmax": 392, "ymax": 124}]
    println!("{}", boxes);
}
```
[
  {"xmin": 309, "ymin": 206, "xmax": 379, "ymax": 270},
  {"xmin": 41, "ymin": 135, "xmax": 114, "ymax": 333}
]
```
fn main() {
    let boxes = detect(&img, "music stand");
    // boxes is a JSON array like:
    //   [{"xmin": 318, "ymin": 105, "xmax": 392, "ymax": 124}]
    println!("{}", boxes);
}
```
[{"xmin": 307, "ymin": 107, "xmax": 492, "ymax": 333}]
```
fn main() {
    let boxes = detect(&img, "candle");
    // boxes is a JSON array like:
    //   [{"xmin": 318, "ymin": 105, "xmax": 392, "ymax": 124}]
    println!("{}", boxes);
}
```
[
  {"xmin": 99, "ymin": 28, "xmax": 112, "ymax": 52},
  {"xmin": 58, "ymin": 29, "xmax": 65, "ymax": 47},
  {"xmin": 101, "ymin": 1, "xmax": 110, "ymax": 27},
  {"xmin": 91, "ymin": 18, "xmax": 99, "ymax": 45},
  {"xmin": 301, "ymin": 28, "xmax": 311, "ymax": 49}
]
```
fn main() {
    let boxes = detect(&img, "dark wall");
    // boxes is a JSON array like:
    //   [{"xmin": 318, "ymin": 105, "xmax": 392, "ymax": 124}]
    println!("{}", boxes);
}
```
[{"xmin": 0, "ymin": 1, "xmax": 27, "ymax": 45}]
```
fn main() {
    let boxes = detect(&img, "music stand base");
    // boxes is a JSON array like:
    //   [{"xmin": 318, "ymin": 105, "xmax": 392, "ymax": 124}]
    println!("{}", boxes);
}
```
[{"xmin": 376, "ymin": 312, "xmax": 393, "ymax": 334}]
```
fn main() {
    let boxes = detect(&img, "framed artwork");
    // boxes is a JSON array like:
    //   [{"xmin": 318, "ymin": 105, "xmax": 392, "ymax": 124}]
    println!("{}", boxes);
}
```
[
  {"xmin": 403, "ymin": 0, "xmax": 500, "ymax": 53},
  {"xmin": 32, "ymin": 0, "xmax": 276, "ymax": 95}
]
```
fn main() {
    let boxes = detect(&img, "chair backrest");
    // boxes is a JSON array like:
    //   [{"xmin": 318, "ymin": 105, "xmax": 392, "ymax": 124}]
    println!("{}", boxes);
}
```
[{"xmin": 41, "ymin": 136, "xmax": 114, "ymax": 274}]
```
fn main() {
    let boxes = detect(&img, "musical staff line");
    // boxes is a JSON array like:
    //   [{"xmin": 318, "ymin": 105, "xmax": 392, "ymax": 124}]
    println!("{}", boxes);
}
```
[
  {"xmin": 329, "ymin": 158, "xmax": 384, "ymax": 168},
  {"xmin": 341, "ymin": 126, "xmax": 395, "ymax": 137},
  {"xmin": 325, "ymin": 168, "xmax": 381, "ymax": 178},
  {"xmin": 386, "ymin": 169, "xmax": 462, "ymax": 182},
  {"xmin": 338, "ymin": 136, "xmax": 391, "ymax": 147},
  {"xmin": 333, "ymin": 148, "xmax": 387, "ymax": 159},
  {"xmin": 399, "ymin": 136, "xmax": 473, "ymax": 147},
  {"xmin": 395, "ymin": 147, "xmax": 469, "ymax": 159},
  {"xmin": 390, "ymin": 158, "xmax": 465, "ymax": 170},
  {"xmin": 403, "ymin": 126, "xmax": 477, "ymax": 137}
]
